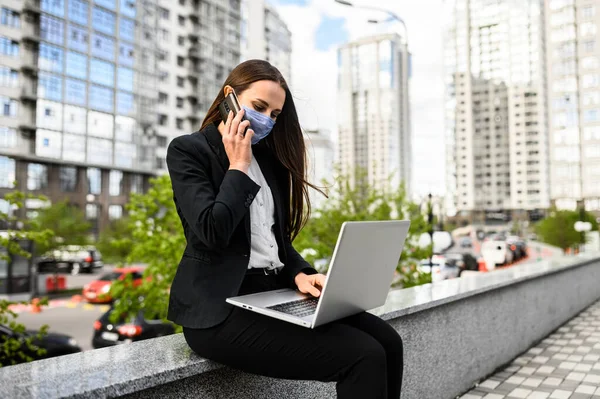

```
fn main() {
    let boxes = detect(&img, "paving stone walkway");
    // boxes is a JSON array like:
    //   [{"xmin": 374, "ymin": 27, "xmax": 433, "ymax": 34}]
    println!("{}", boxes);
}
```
[{"xmin": 461, "ymin": 299, "xmax": 600, "ymax": 399}]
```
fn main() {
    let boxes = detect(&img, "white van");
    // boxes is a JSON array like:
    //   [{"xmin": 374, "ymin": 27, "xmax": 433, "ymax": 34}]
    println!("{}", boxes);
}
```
[{"xmin": 481, "ymin": 240, "xmax": 514, "ymax": 269}]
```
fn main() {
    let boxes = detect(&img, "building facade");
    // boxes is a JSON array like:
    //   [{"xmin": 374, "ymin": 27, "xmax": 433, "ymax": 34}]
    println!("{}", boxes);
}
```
[
  {"xmin": 0, "ymin": 0, "xmax": 242, "ymax": 237},
  {"xmin": 545, "ymin": 0, "xmax": 600, "ymax": 213},
  {"xmin": 444, "ymin": 0, "xmax": 550, "ymax": 222},
  {"xmin": 304, "ymin": 129, "xmax": 334, "ymax": 210},
  {"xmin": 240, "ymin": 0, "xmax": 291, "ymax": 82},
  {"xmin": 337, "ymin": 33, "xmax": 411, "ymax": 195}
]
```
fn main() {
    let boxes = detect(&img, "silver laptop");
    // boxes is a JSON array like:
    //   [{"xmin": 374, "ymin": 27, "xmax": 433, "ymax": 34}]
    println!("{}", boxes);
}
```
[{"xmin": 226, "ymin": 220, "xmax": 411, "ymax": 329}]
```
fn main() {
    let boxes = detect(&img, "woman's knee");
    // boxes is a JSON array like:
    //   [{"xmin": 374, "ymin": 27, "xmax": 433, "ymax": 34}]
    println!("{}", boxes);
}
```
[{"xmin": 355, "ymin": 334, "xmax": 387, "ymax": 367}]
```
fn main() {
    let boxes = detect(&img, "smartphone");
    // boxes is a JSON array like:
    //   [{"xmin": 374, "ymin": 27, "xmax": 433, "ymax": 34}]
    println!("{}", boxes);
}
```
[{"xmin": 218, "ymin": 90, "xmax": 248, "ymax": 135}]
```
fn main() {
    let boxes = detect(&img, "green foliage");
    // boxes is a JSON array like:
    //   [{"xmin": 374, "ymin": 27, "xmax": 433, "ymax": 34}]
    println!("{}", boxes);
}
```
[
  {"xmin": 96, "ymin": 217, "xmax": 134, "ymax": 265},
  {"xmin": 0, "ymin": 187, "xmax": 53, "ymax": 367},
  {"xmin": 535, "ymin": 208, "xmax": 599, "ymax": 252},
  {"xmin": 109, "ymin": 175, "xmax": 185, "ymax": 332},
  {"xmin": 294, "ymin": 169, "xmax": 432, "ymax": 288},
  {"xmin": 30, "ymin": 199, "xmax": 92, "ymax": 255}
]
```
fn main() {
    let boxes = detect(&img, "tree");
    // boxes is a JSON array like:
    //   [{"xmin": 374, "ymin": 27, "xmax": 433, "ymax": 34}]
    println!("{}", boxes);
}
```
[
  {"xmin": 30, "ymin": 200, "xmax": 91, "ymax": 255},
  {"xmin": 96, "ymin": 217, "xmax": 134, "ymax": 265},
  {"xmin": 109, "ymin": 175, "xmax": 185, "ymax": 332},
  {"xmin": 0, "ymin": 188, "xmax": 53, "ymax": 367},
  {"xmin": 535, "ymin": 209, "xmax": 599, "ymax": 253},
  {"xmin": 294, "ymin": 169, "xmax": 432, "ymax": 288}
]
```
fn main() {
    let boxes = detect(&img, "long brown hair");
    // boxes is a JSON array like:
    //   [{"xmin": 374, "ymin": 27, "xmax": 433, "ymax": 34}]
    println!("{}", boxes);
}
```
[{"xmin": 201, "ymin": 59, "xmax": 323, "ymax": 240}]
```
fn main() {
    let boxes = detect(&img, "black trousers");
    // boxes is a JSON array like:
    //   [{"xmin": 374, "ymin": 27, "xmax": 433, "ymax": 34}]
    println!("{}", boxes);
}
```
[{"xmin": 182, "ymin": 273, "xmax": 404, "ymax": 399}]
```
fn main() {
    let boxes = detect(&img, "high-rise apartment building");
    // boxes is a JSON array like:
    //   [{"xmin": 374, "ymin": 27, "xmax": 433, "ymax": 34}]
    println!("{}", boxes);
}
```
[
  {"xmin": 0, "ymin": 0, "xmax": 242, "ymax": 236},
  {"xmin": 444, "ymin": 0, "xmax": 550, "ymax": 221},
  {"xmin": 304, "ymin": 129, "xmax": 334, "ymax": 210},
  {"xmin": 240, "ymin": 0, "xmax": 291, "ymax": 82},
  {"xmin": 337, "ymin": 33, "xmax": 411, "ymax": 195},
  {"xmin": 545, "ymin": 0, "xmax": 600, "ymax": 213}
]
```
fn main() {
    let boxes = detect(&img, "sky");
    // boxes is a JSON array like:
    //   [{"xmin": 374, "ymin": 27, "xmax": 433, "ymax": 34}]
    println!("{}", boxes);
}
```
[{"xmin": 270, "ymin": 0, "xmax": 446, "ymax": 198}]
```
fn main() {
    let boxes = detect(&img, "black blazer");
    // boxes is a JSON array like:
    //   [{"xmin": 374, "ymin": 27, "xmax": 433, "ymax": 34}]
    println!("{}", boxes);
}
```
[{"xmin": 165, "ymin": 123, "xmax": 317, "ymax": 329}]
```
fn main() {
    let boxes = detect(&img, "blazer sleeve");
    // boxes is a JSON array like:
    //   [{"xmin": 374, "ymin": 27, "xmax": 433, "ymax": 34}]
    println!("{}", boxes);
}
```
[
  {"xmin": 282, "ymin": 238, "xmax": 318, "ymax": 288},
  {"xmin": 166, "ymin": 136, "xmax": 260, "ymax": 249}
]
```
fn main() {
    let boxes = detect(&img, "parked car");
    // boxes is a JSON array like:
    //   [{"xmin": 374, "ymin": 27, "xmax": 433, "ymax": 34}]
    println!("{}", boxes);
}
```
[
  {"xmin": 419, "ymin": 255, "xmax": 461, "ymax": 282},
  {"xmin": 506, "ymin": 236, "xmax": 528, "ymax": 260},
  {"xmin": 0, "ymin": 324, "xmax": 81, "ymax": 365},
  {"xmin": 459, "ymin": 237, "xmax": 473, "ymax": 248},
  {"xmin": 443, "ymin": 252, "xmax": 479, "ymax": 276},
  {"xmin": 481, "ymin": 240, "xmax": 514, "ymax": 268},
  {"xmin": 92, "ymin": 306, "xmax": 176, "ymax": 349},
  {"xmin": 82, "ymin": 267, "xmax": 145, "ymax": 304},
  {"xmin": 37, "ymin": 245, "xmax": 104, "ymax": 275}
]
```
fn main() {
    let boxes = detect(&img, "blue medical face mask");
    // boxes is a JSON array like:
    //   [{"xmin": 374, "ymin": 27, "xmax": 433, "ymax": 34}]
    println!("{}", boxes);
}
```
[{"xmin": 242, "ymin": 106, "xmax": 276, "ymax": 145}]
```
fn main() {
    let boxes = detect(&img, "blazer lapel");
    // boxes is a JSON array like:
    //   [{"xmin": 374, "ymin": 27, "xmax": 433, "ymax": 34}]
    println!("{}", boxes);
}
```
[{"xmin": 203, "ymin": 123, "xmax": 230, "ymax": 172}]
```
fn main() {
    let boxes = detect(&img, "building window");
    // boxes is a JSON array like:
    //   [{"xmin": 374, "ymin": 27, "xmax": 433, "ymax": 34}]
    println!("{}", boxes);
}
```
[
  {"xmin": 158, "ymin": 70, "xmax": 168, "ymax": 82},
  {"xmin": 582, "ymin": 5, "xmax": 596, "ymax": 19},
  {"xmin": 41, "ymin": 0, "xmax": 64, "ymax": 17},
  {"xmin": 1, "ymin": 8, "xmax": 20, "ymax": 28},
  {"xmin": 92, "ymin": 7, "xmax": 116, "ymax": 35},
  {"xmin": 115, "ymin": 142, "xmax": 135, "ymax": 167},
  {"xmin": 119, "ymin": 43, "xmax": 135, "ymax": 67},
  {"xmin": 59, "ymin": 166, "xmax": 77, "ymax": 192},
  {"xmin": 0, "ymin": 66, "xmax": 18, "ymax": 87},
  {"xmin": 65, "ymin": 78, "xmax": 87, "ymax": 106},
  {"xmin": 158, "ymin": 92, "xmax": 168, "ymax": 105},
  {"xmin": 176, "ymin": 97, "xmax": 184, "ymax": 108},
  {"xmin": 584, "ymin": 40, "xmax": 596, "ymax": 53},
  {"xmin": 121, "ymin": 0, "xmax": 136, "ymax": 18},
  {"xmin": 69, "ymin": 0, "xmax": 88, "ymax": 25},
  {"xmin": 117, "ymin": 91, "xmax": 134, "ymax": 115},
  {"xmin": 158, "ymin": 114, "xmax": 168, "ymax": 126},
  {"xmin": 159, "ymin": 7, "xmax": 169, "ymax": 20},
  {"xmin": 86, "ymin": 204, "xmax": 98, "ymax": 219},
  {"xmin": 109, "ymin": 170, "xmax": 123, "ymax": 196},
  {"xmin": 0, "ymin": 36, "xmax": 19, "ymax": 57},
  {"xmin": 108, "ymin": 205, "xmax": 122, "ymax": 220},
  {"xmin": 38, "ymin": 72, "xmax": 63, "ymax": 102},
  {"xmin": 66, "ymin": 51, "xmax": 88, "ymax": 79},
  {"xmin": 0, "ymin": 156, "xmax": 15, "ymax": 188},
  {"xmin": 120, "ymin": 18, "xmax": 135, "ymax": 42},
  {"xmin": 178, "ymin": 15, "xmax": 185, "ymax": 27},
  {"xmin": 177, "ymin": 56, "xmax": 184, "ymax": 67},
  {"xmin": 157, "ymin": 135, "xmax": 167, "ymax": 147},
  {"xmin": 90, "ymin": 59, "xmax": 114, "ymax": 87},
  {"xmin": 1, "ymin": 96, "xmax": 17, "ymax": 117},
  {"xmin": 63, "ymin": 134, "xmax": 86, "ymax": 162},
  {"xmin": 87, "ymin": 168, "xmax": 101, "ymax": 194},
  {"xmin": 117, "ymin": 67, "xmax": 134, "ymax": 92},
  {"xmin": 178, "ymin": 35, "xmax": 185, "ymax": 46},
  {"xmin": 92, "ymin": 33, "xmax": 115, "ymax": 61},
  {"xmin": 39, "ymin": 43, "xmax": 62, "ymax": 72},
  {"xmin": 176, "ymin": 118, "xmax": 184, "ymax": 130},
  {"xmin": 95, "ymin": 0, "xmax": 116, "ymax": 10},
  {"xmin": 64, "ymin": 105, "xmax": 86, "ymax": 134},
  {"xmin": 90, "ymin": 85, "xmax": 114, "ymax": 112},
  {"xmin": 68, "ymin": 24, "xmax": 89, "ymax": 53},
  {"xmin": 27, "ymin": 163, "xmax": 48, "ymax": 191},
  {"xmin": 159, "ymin": 28, "xmax": 170, "ymax": 42},
  {"xmin": 179, "ymin": 0, "xmax": 185, "ymax": 5},
  {"xmin": 41, "ymin": 14, "xmax": 64, "ymax": 44},
  {"xmin": 130, "ymin": 174, "xmax": 143, "ymax": 194},
  {"xmin": 158, "ymin": 50, "xmax": 168, "ymax": 61},
  {"xmin": 88, "ymin": 137, "xmax": 113, "ymax": 165},
  {"xmin": 0, "ymin": 126, "xmax": 17, "ymax": 148},
  {"xmin": 156, "ymin": 156, "xmax": 165, "ymax": 169},
  {"xmin": 177, "ymin": 76, "xmax": 184, "ymax": 87}
]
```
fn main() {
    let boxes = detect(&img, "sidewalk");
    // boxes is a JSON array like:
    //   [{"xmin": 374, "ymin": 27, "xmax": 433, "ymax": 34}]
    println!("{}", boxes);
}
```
[{"xmin": 461, "ymin": 299, "xmax": 600, "ymax": 399}]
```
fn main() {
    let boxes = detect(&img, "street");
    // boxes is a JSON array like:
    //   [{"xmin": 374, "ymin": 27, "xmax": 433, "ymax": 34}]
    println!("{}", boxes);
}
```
[{"xmin": 15, "ymin": 302, "xmax": 109, "ymax": 352}]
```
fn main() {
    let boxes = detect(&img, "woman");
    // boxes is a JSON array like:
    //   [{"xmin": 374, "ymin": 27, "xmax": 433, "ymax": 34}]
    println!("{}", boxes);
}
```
[{"xmin": 166, "ymin": 60, "xmax": 403, "ymax": 399}]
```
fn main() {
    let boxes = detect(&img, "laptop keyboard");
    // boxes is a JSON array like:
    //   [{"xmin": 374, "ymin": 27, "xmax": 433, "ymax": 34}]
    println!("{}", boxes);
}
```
[{"xmin": 267, "ymin": 298, "xmax": 319, "ymax": 318}]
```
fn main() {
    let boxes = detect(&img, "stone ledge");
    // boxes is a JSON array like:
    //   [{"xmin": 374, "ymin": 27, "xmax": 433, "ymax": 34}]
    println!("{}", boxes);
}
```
[{"xmin": 2, "ymin": 253, "xmax": 600, "ymax": 399}]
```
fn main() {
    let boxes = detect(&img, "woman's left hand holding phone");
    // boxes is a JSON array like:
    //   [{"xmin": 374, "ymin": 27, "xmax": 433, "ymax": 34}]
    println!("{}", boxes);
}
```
[{"xmin": 223, "ymin": 109, "xmax": 255, "ymax": 174}]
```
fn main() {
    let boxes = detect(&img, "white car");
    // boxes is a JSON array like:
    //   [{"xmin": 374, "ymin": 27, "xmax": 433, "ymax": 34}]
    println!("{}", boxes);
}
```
[{"xmin": 481, "ymin": 240, "xmax": 514, "ymax": 269}]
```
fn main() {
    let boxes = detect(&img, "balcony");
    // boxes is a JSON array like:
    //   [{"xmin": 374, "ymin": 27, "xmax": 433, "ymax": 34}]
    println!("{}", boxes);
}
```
[
  {"xmin": 21, "ymin": 22, "xmax": 41, "ymax": 42},
  {"xmin": 18, "ymin": 107, "xmax": 36, "ymax": 132},
  {"xmin": 23, "ymin": 0, "xmax": 41, "ymax": 14},
  {"xmin": 20, "ymin": 49, "xmax": 39, "ymax": 71},
  {"xmin": 20, "ymin": 85, "xmax": 37, "ymax": 101}
]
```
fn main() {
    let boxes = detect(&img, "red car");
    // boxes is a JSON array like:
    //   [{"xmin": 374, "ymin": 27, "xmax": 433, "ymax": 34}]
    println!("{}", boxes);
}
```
[{"xmin": 82, "ymin": 267, "xmax": 145, "ymax": 304}]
